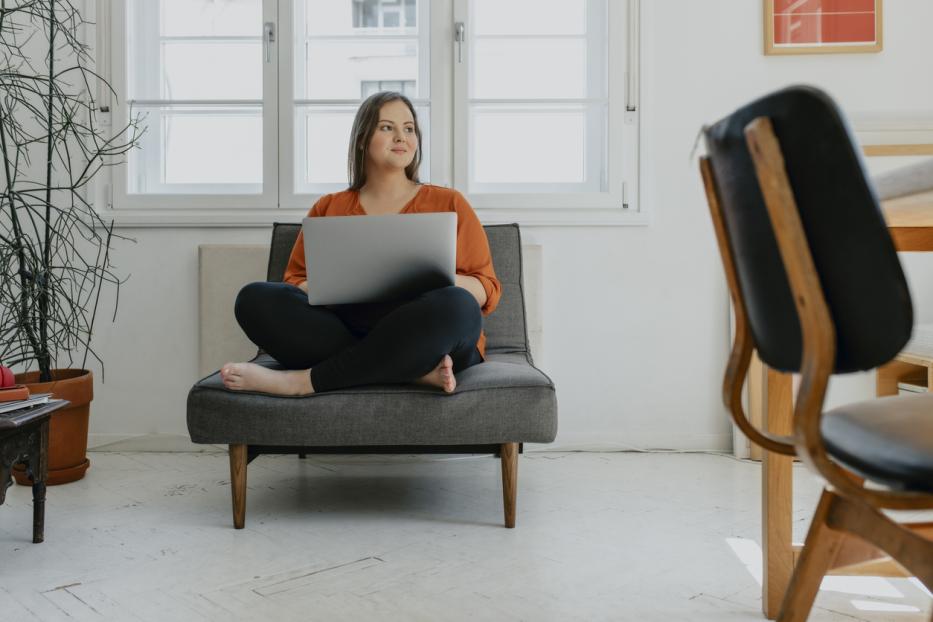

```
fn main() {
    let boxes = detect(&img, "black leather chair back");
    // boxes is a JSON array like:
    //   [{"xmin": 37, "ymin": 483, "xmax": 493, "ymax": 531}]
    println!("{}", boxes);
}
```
[{"xmin": 704, "ymin": 86, "xmax": 912, "ymax": 373}]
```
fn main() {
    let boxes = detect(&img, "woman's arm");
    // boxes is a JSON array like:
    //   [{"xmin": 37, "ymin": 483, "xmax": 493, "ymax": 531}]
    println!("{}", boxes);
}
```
[
  {"xmin": 450, "ymin": 190, "xmax": 501, "ymax": 316},
  {"xmin": 455, "ymin": 274, "xmax": 488, "ymax": 308},
  {"xmin": 283, "ymin": 199, "xmax": 325, "ymax": 288}
]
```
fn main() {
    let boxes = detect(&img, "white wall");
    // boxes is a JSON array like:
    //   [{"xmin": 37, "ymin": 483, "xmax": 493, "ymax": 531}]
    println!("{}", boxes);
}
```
[
  {"xmin": 64, "ymin": 1, "xmax": 933, "ymax": 450},
  {"xmin": 642, "ymin": 0, "xmax": 933, "ymax": 417}
]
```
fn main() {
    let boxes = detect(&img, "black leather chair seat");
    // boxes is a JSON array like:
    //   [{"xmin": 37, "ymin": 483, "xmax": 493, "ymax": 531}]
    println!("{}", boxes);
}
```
[{"xmin": 822, "ymin": 393, "xmax": 933, "ymax": 493}]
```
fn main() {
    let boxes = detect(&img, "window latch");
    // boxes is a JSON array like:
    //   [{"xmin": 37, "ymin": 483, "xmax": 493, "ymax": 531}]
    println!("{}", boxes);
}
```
[
  {"xmin": 264, "ymin": 22, "xmax": 275, "ymax": 63},
  {"xmin": 455, "ymin": 22, "xmax": 465, "ymax": 64}
]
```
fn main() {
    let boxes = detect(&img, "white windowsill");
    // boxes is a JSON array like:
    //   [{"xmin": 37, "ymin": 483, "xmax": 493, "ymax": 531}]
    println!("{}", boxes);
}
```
[{"xmin": 92, "ymin": 206, "xmax": 650, "ymax": 228}]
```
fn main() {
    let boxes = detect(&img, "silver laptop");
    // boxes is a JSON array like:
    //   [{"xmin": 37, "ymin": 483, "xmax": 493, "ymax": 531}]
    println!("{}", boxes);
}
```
[{"xmin": 302, "ymin": 212, "xmax": 457, "ymax": 305}]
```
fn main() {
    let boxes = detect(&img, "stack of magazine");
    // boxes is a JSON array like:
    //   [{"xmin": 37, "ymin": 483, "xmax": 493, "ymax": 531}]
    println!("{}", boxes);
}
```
[{"xmin": 0, "ymin": 392, "xmax": 54, "ymax": 416}]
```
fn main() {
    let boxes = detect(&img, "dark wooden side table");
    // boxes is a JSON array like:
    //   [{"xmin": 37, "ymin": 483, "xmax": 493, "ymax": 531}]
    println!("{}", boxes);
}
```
[{"xmin": 0, "ymin": 399, "xmax": 69, "ymax": 543}]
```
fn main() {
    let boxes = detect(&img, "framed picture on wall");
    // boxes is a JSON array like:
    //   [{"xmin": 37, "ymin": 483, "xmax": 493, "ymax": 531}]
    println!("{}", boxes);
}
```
[{"xmin": 764, "ymin": 0, "xmax": 883, "ymax": 55}]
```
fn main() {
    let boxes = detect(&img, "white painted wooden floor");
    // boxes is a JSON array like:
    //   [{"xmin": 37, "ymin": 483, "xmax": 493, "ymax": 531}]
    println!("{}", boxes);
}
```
[{"xmin": 0, "ymin": 451, "xmax": 930, "ymax": 621}]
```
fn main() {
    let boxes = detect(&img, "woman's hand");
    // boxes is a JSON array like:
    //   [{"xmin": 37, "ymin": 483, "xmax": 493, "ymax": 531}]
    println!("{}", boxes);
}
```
[{"xmin": 297, "ymin": 280, "xmax": 308, "ymax": 293}]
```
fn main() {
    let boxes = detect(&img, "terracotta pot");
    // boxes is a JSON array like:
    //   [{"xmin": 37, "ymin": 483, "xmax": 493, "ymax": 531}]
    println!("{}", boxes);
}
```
[{"xmin": 12, "ymin": 369, "xmax": 93, "ymax": 486}]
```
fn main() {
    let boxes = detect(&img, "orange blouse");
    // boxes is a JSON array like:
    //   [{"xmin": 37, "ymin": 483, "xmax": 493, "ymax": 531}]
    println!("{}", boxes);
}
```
[{"xmin": 283, "ymin": 183, "xmax": 502, "ymax": 359}]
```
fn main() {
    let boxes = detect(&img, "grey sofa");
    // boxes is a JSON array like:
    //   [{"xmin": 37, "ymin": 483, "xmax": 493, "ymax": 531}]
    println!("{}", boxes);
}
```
[{"xmin": 187, "ymin": 223, "xmax": 558, "ymax": 529}]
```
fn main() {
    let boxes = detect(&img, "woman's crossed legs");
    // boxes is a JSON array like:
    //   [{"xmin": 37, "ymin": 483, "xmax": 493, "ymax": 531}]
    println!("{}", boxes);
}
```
[{"xmin": 221, "ymin": 283, "xmax": 483, "ymax": 396}]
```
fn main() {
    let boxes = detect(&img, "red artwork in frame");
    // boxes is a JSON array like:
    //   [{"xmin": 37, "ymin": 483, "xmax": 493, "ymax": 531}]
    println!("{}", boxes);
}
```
[{"xmin": 764, "ymin": 0, "xmax": 883, "ymax": 55}]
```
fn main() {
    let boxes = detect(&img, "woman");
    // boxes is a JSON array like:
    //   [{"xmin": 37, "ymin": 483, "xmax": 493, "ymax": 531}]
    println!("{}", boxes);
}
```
[{"xmin": 220, "ymin": 91, "xmax": 501, "ymax": 396}]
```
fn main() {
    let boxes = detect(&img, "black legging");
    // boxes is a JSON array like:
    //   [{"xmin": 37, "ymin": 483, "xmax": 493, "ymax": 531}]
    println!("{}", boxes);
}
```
[{"xmin": 234, "ymin": 283, "xmax": 484, "ymax": 393}]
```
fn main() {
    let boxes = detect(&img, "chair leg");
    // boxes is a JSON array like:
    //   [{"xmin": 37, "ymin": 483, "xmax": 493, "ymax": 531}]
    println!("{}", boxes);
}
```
[
  {"xmin": 500, "ymin": 442, "xmax": 518, "ymax": 528},
  {"xmin": 229, "ymin": 444, "xmax": 247, "ymax": 529},
  {"xmin": 778, "ymin": 489, "xmax": 845, "ymax": 622}
]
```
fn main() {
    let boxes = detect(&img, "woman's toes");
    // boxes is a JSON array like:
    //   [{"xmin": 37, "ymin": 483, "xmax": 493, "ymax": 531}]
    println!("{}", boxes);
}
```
[{"xmin": 221, "ymin": 363, "xmax": 248, "ymax": 390}]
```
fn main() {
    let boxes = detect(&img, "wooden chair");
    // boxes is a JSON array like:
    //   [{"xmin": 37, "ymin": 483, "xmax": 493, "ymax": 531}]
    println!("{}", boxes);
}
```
[{"xmin": 700, "ymin": 86, "xmax": 933, "ymax": 621}]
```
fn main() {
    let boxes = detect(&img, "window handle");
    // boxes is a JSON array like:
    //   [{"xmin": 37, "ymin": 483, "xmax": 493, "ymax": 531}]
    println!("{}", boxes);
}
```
[
  {"xmin": 455, "ymin": 21, "xmax": 465, "ymax": 63},
  {"xmin": 264, "ymin": 22, "xmax": 275, "ymax": 63}
]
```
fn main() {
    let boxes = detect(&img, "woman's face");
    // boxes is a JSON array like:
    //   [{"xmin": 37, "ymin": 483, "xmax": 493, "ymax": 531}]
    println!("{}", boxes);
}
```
[{"xmin": 365, "ymin": 100, "xmax": 418, "ymax": 173}]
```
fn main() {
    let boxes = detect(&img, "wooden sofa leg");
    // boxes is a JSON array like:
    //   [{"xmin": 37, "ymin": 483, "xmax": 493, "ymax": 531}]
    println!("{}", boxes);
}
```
[
  {"xmin": 229, "ymin": 444, "xmax": 247, "ymax": 529},
  {"xmin": 501, "ymin": 442, "xmax": 518, "ymax": 528}
]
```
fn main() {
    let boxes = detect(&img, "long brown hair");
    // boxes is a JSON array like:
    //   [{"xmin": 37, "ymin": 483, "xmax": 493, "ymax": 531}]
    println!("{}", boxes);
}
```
[{"xmin": 347, "ymin": 91, "xmax": 423, "ymax": 191}]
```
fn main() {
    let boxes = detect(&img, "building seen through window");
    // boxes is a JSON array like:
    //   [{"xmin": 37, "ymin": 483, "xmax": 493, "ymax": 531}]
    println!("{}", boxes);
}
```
[{"xmin": 352, "ymin": 0, "xmax": 416, "ymax": 29}]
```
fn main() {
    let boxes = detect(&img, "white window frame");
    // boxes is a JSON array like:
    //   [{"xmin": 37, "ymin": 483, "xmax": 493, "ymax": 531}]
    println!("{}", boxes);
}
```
[
  {"xmin": 453, "ymin": 0, "xmax": 639, "ymax": 225},
  {"xmin": 99, "ymin": 0, "xmax": 278, "ymax": 224},
  {"xmin": 90, "ymin": 0, "xmax": 641, "ymax": 227}
]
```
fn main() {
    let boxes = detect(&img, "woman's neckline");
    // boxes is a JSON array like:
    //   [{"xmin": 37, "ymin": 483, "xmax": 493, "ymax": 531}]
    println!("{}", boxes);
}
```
[{"xmin": 355, "ymin": 183, "xmax": 425, "ymax": 216}]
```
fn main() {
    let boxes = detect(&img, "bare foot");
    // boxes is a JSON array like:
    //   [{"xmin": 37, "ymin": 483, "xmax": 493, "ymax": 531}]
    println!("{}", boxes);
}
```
[
  {"xmin": 220, "ymin": 362, "xmax": 314, "ymax": 396},
  {"xmin": 416, "ymin": 354, "xmax": 456, "ymax": 393}
]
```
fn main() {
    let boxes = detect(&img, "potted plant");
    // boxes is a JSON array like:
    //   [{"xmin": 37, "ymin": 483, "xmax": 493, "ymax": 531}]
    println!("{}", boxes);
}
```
[{"xmin": 1, "ymin": 1, "xmax": 143, "ymax": 484}]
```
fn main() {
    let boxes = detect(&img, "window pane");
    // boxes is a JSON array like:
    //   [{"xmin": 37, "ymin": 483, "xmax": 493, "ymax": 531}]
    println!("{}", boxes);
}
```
[
  {"xmin": 299, "ymin": 40, "xmax": 421, "ymax": 100},
  {"xmin": 128, "ymin": 106, "xmax": 262, "ymax": 193},
  {"xmin": 473, "ymin": 39, "xmax": 587, "ymax": 99},
  {"xmin": 473, "ymin": 0, "xmax": 585, "ymax": 36},
  {"xmin": 466, "ymin": 0, "xmax": 610, "ymax": 196},
  {"xmin": 162, "ymin": 42, "xmax": 262, "ymax": 100},
  {"xmin": 164, "ymin": 113, "xmax": 262, "ymax": 184},
  {"xmin": 471, "ymin": 106, "xmax": 588, "ymax": 185},
  {"xmin": 295, "ymin": 105, "xmax": 430, "ymax": 192},
  {"xmin": 160, "ymin": 0, "xmax": 261, "ymax": 37},
  {"xmin": 303, "ymin": 108, "xmax": 356, "ymax": 185},
  {"xmin": 127, "ymin": 0, "xmax": 263, "ymax": 101}
]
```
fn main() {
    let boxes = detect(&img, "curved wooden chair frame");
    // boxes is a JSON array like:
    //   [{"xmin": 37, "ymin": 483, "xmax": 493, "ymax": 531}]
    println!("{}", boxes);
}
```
[{"xmin": 700, "ymin": 117, "xmax": 933, "ymax": 621}]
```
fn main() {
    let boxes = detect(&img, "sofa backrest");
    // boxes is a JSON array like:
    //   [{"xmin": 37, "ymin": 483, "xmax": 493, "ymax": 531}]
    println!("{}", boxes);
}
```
[{"xmin": 266, "ymin": 222, "xmax": 530, "ymax": 356}]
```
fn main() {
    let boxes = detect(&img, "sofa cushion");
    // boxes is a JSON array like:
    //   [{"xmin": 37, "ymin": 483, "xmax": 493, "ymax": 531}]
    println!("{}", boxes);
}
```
[{"xmin": 187, "ymin": 353, "xmax": 557, "ymax": 447}]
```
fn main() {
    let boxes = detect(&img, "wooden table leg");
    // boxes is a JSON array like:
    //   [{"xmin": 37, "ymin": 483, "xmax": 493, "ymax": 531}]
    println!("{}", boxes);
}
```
[
  {"xmin": 762, "ymin": 367, "xmax": 794, "ymax": 619},
  {"xmin": 31, "ymin": 419, "xmax": 49, "ymax": 544}
]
